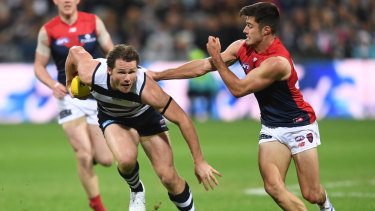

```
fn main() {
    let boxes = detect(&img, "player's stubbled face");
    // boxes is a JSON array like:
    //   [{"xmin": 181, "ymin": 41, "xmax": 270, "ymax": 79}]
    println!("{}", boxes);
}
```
[
  {"xmin": 109, "ymin": 59, "xmax": 138, "ymax": 93},
  {"xmin": 54, "ymin": 0, "xmax": 79, "ymax": 16},
  {"xmin": 243, "ymin": 16, "xmax": 262, "ymax": 46}
]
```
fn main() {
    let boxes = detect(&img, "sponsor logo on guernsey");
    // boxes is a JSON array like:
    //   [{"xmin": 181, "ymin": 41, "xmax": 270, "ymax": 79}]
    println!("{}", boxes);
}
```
[
  {"xmin": 80, "ymin": 34, "xmax": 96, "ymax": 43},
  {"xmin": 306, "ymin": 133, "xmax": 313, "ymax": 143},
  {"xmin": 295, "ymin": 135, "xmax": 305, "ymax": 142},
  {"xmin": 298, "ymin": 142, "xmax": 305, "ymax": 147},
  {"xmin": 56, "ymin": 37, "xmax": 70, "ymax": 46},
  {"xmin": 69, "ymin": 27, "xmax": 77, "ymax": 33}
]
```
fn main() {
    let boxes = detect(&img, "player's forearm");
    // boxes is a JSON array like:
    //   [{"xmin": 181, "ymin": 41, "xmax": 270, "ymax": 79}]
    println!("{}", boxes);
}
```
[
  {"xmin": 34, "ymin": 63, "xmax": 57, "ymax": 89},
  {"xmin": 65, "ymin": 52, "xmax": 77, "ymax": 86},
  {"xmin": 178, "ymin": 115, "xmax": 205, "ymax": 164},
  {"xmin": 155, "ymin": 59, "xmax": 213, "ymax": 81},
  {"xmin": 212, "ymin": 56, "xmax": 244, "ymax": 97}
]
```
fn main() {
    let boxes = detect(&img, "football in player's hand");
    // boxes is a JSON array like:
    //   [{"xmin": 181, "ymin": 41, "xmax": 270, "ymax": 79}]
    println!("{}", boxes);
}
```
[{"xmin": 71, "ymin": 75, "xmax": 90, "ymax": 99}]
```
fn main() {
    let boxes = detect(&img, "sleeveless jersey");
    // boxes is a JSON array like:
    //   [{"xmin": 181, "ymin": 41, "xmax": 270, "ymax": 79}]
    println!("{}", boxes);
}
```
[
  {"xmin": 44, "ymin": 12, "xmax": 102, "ymax": 85},
  {"xmin": 237, "ymin": 38, "xmax": 316, "ymax": 127},
  {"xmin": 91, "ymin": 59, "xmax": 150, "ymax": 118}
]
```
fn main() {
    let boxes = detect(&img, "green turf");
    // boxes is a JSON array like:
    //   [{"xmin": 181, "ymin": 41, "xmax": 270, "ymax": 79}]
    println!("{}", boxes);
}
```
[{"xmin": 0, "ymin": 120, "xmax": 374, "ymax": 210}]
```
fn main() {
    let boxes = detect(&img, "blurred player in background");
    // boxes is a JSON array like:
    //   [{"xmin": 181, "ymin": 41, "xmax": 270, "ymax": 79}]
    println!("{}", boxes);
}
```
[
  {"xmin": 33, "ymin": 0, "xmax": 114, "ymax": 210},
  {"xmin": 65, "ymin": 44, "xmax": 221, "ymax": 211},
  {"xmin": 148, "ymin": 2, "xmax": 335, "ymax": 211}
]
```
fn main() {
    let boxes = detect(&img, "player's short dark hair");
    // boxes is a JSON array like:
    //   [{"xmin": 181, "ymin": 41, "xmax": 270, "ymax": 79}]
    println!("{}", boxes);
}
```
[
  {"xmin": 240, "ymin": 2, "xmax": 280, "ymax": 34},
  {"xmin": 107, "ymin": 44, "xmax": 140, "ymax": 69}
]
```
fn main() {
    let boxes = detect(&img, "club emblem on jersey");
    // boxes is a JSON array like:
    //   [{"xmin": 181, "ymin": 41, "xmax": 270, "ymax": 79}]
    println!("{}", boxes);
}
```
[
  {"xmin": 56, "ymin": 37, "xmax": 70, "ymax": 46},
  {"xmin": 306, "ymin": 133, "xmax": 313, "ymax": 143},
  {"xmin": 79, "ymin": 33, "xmax": 96, "ymax": 43},
  {"xmin": 242, "ymin": 62, "xmax": 250, "ymax": 74}
]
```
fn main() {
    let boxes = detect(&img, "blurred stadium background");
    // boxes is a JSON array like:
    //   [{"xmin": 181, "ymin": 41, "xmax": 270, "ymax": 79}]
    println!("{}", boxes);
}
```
[{"xmin": 1, "ymin": 0, "xmax": 375, "ymax": 210}]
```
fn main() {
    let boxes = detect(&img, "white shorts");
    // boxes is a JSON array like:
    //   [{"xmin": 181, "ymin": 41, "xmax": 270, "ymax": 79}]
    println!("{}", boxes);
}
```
[
  {"xmin": 57, "ymin": 95, "xmax": 99, "ymax": 125},
  {"xmin": 259, "ymin": 121, "xmax": 321, "ymax": 155}
]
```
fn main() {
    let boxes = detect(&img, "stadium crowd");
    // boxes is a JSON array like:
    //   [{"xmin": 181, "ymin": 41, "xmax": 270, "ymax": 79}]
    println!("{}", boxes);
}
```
[{"xmin": 1, "ymin": 0, "xmax": 375, "ymax": 63}]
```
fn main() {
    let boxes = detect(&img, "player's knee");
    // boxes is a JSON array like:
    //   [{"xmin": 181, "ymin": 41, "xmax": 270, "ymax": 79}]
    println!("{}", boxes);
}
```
[
  {"xmin": 158, "ymin": 171, "xmax": 179, "ymax": 188},
  {"xmin": 75, "ymin": 150, "xmax": 92, "ymax": 168},
  {"xmin": 263, "ymin": 180, "xmax": 284, "ymax": 198},
  {"xmin": 117, "ymin": 158, "xmax": 137, "ymax": 174}
]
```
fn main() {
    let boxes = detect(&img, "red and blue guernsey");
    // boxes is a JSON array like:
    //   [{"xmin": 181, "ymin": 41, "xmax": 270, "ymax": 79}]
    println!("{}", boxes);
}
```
[
  {"xmin": 44, "ymin": 12, "xmax": 102, "ymax": 85},
  {"xmin": 237, "ymin": 38, "xmax": 316, "ymax": 127}
]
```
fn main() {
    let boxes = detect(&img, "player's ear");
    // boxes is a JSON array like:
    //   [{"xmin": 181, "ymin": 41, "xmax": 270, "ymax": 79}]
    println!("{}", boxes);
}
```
[
  {"xmin": 107, "ymin": 67, "xmax": 112, "ymax": 75},
  {"xmin": 263, "ymin": 26, "xmax": 271, "ymax": 36}
]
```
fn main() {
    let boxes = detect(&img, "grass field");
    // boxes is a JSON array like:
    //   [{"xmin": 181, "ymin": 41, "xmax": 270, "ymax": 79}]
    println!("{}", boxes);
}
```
[{"xmin": 1, "ymin": 119, "xmax": 375, "ymax": 210}]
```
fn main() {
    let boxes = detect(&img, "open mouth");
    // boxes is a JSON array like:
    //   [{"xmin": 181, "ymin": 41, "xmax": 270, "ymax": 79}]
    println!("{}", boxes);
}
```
[{"xmin": 64, "ymin": 4, "xmax": 72, "ymax": 10}]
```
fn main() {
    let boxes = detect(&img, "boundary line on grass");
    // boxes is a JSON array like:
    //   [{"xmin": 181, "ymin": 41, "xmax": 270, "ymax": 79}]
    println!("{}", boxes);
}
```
[{"xmin": 244, "ymin": 180, "xmax": 375, "ymax": 198}]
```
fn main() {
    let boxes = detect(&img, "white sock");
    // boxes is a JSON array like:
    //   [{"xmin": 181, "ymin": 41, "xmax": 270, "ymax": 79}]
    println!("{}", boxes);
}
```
[{"xmin": 317, "ymin": 191, "xmax": 334, "ymax": 211}]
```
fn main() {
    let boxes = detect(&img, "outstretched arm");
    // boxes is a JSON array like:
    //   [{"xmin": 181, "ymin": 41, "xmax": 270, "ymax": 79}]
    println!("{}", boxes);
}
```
[
  {"xmin": 142, "ymin": 75, "xmax": 222, "ymax": 190},
  {"xmin": 65, "ymin": 46, "xmax": 99, "ymax": 96},
  {"xmin": 206, "ymin": 36, "xmax": 291, "ymax": 97},
  {"xmin": 147, "ymin": 40, "xmax": 243, "ymax": 81}
]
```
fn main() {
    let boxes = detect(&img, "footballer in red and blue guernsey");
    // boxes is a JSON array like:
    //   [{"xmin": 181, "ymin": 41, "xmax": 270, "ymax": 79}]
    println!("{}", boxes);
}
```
[
  {"xmin": 34, "ymin": 0, "xmax": 114, "ymax": 210},
  {"xmin": 148, "ymin": 2, "xmax": 335, "ymax": 211}
]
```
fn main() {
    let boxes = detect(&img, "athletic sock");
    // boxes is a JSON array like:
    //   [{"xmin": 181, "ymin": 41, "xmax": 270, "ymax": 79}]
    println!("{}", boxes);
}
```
[
  {"xmin": 89, "ymin": 194, "xmax": 106, "ymax": 211},
  {"xmin": 317, "ymin": 191, "xmax": 334, "ymax": 211},
  {"xmin": 168, "ymin": 182, "xmax": 195, "ymax": 211},
  {"xmin": 118, "ymin": 161, "xmax": 143, "ymax": 192}
]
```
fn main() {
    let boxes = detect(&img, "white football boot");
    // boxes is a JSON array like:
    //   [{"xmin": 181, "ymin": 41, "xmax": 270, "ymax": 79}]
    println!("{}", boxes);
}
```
[{"xmin": 129, "ymin": 181, "xmax": 146, "ymax": 211}]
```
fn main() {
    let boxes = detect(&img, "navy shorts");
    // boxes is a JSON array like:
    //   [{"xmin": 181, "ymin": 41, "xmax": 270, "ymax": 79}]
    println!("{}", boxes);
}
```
[{"xmin": 98, "ymin": 107, "xmax": 169, "ymax": 136}]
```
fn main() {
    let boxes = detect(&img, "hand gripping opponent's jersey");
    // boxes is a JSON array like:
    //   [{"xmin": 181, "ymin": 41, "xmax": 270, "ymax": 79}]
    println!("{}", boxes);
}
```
[
  {"xmin": 90, "ymin": 59, "xmax": 150, "ymax": 118},
  {"xmin": 44, "ymin": 12, "xmax": 102, "ymax": 85},
  {"xmin": 237, "ymin": 38, "xmax": 316, "ymax": 127}
]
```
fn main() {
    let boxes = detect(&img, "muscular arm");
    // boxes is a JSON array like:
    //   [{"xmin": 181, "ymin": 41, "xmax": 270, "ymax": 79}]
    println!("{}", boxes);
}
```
[
  {"xmin": 65, "ymin": 46, "xmax": 99, "ymax": 94},
  {"xmin": 34, "ymin": 27, "xmax": 67, "ymax": 99},
  {"xmin": 141, "ymin": 75, "xmax": 222, "ymax": 190},
  {"xmin": 96, "ymin": 16, "xmax": 114, "ymax": 55},
  {"xmin": 149, "ymin": 40, "xmax": 243, "ymax": 81},
  {"xmin": 207, "ymin": 36, "xmax": 291, "ymax": 98}
]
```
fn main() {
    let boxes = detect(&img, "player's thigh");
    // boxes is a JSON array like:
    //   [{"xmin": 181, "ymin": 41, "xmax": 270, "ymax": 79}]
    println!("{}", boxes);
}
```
[
  {"xmin": 104, "ymin": 124, "xmax": 139, "ymax": 162},
  {"xmin": 62, "ymin": 117, "xmax": 91, "ymax": 153},
  {"xmin": 259, "ymin": 141, "xmax": 292, "ymax": 183},
  {"xmin": 292, "ymin": 147, "xmax": 321, "ymax": 192},
  {"xmin": 87, "ymin": 124, "xmax": 110, "ymax": 152},
  {"xmin": 87, "ymin": 124, "xmax": 113, "ymax": 163},
  {"xmin": 141, "ymin": 132, "xmax": 176, "ymax": 174}
]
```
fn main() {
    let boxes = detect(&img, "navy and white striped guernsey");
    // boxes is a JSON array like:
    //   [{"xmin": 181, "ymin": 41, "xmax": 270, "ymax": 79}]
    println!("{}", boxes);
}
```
[{"xmin": 90, "ymin": 58, "xmax": 150, "ymax": 118}]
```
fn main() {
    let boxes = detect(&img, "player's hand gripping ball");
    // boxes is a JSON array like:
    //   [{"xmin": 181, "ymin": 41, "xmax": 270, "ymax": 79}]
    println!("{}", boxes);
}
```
[{"xmin": 71, "ymin": 75, "xmax": 90, "ymax": 98}]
